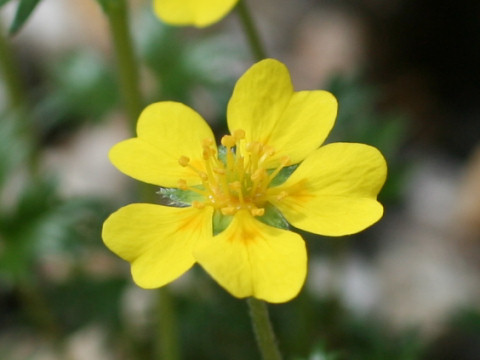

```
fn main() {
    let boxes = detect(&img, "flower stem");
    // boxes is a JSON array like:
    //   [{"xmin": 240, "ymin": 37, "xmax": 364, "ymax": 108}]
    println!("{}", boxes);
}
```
[
  {"xmin": 100, "ymin": 3, "xmax": 181, "ymax": 360},
  {"xmin": 0, "ymin": 21, "xmax": 40, "ymax": 172},
  {"xmin": 247, "ymin": 298, "xmax": 283, "ymax": 360},
  {"xmin": 0, "ymin": 23, "xmax": 25, "ymax": 111},
  {"xmin": 156, "ymin": 288, "xmax": 181, "ymax": 360},
  {"xmin": 102, "ymin": 0, "xmax": 143, "ymax": 131},
  {"xmin": 236, "ymin": 0, "xmax": 267, "ymax": 61}
]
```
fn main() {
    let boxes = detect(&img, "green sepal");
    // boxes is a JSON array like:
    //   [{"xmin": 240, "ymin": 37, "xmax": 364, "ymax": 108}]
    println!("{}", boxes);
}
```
[
  {"xmin": 217, "ymin": 145, "xmax": 228, "ymax": 165},
  {"xmin": 212, "ymin": 210, "xmax": 233, "ymax": 236},
  {"xmin": 269, "ymin": 164, "xmax": 298, "ymax": 187},
  {"xmin": 8, "ymin": 0, "xmax": 41, "ymax": 35},
  {"xmin": 157, "ymin": 187, "xmax": 204, "ymax": 207},
  {"xmin": 257, "ymin": 204, "xmax": 289, "ymax": 230}
]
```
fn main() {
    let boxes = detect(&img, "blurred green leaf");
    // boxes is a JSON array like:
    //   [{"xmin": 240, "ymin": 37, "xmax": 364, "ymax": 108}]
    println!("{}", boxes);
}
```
[
  {"xmin": 34, "ymin": 52, "xmax": 118, "ymax": 139},
  {"xmin": 0, "ymin": 177, "xmax": 108, "ymax": 281},
  {"xmin": 0, "ymin": 0, "xmax": 13, "ymax": 8},
  {"xmin": 9, "ymin": 0, "xmax": 42, "ymax": 35},
  {"xmin": 137, "ymin": 10, "xmax": 240, "ymax": 105},
  {"xmin": 0, "ymin": 111, "xmax": 30, "ymax": 189},
  {"xmin": 326, "ymin": 74, "xmax": 410, "ymax": 204},
  {"xmin": 47, "ymin": 276, "xmax": 126, "ymax": 333}
]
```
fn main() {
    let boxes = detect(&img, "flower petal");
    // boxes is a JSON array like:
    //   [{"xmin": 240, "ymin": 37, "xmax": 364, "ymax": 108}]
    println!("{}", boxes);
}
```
[
  {"xmin": 102, "ymin": 204, "xmax": 213, "ymax": 288},
  {"xmin": 271, "ymin": 143, "xmax": 387, "ymax": 236},
  {"xmin": 194, "ymin": 210, "xmax": 307, "ymax": 303},
  {"xmin": 109, "ymin": 102, "xmax": 215, "ymax": 187},
  {"xmin": 153, "ymin": 0, "xmax": 239, "ymax": 28},
  {"xmin": 227, "ymin": 59, "xmax": 337, "ymax": 166}
]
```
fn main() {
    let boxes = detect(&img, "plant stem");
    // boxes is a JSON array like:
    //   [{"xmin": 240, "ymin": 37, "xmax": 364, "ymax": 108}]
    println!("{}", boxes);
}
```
[
  {"xmin": 236, "ymin": 0, "xmax": 267, "ymax": 61},
  {"xmin": 103, "ymin": 0, "xmax": 143, "ymax": 131},
  {"xmin": 247, "ymin": 298, "xmax": 283, "ymax": 360},
  {"xmin": 156, "ymin": 287, "xmax": 181, "ymax": 360},
  {"xmin": 0, "ymin": 23, "xmax": 25, "ymax": 111},
  {"xmin": 101, "ymin": 3, "xmax": 181, "ymax": 360},
  {"xmin": 0, "ymin": 21, "xmax": 40, "ymax": 172}
]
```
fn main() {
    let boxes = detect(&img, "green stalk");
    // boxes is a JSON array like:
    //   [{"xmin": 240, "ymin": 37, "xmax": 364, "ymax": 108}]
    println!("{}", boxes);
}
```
[
  {"xmin": 156, "ymin": 287, "xmax": 181, "ymax": 360},
  {"xmin": 100, "ymin": 2, "xmax": 181, "ymax": 359},
  {"xmin": 102, "ymin": 0, "xmax": 143, "ymax": 131},
  {"xmin": 247, "ymin": 298, "xmax": 283, "ymax": 360},
  {"xmin": 236, "ymin": 0, "xmax": 267, "ymax": 61},
  {"xmin": 0, "ymin": 21, "xmax": 40, "ymax": 173},
  {"xmin": 0, "ymin": 23, "xmax": 25, "ymax": 110}
]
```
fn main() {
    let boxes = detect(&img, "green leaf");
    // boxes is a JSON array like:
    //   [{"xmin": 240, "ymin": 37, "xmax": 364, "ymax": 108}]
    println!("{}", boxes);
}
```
[
  {"xmin": 9, "ymin": 0, "xmax": 42, "ymax": 35},
  {"xmin": 0, "ymin": 0, "xmax": 13, "ymax": 8},
  {"xmin": 95, "ymin": 0, "xmax": 109, "ymax": 13},
  {"xmin": 35, "ymin": 52, "xmax": 119, "ymax": 136},
  {"xmin": 0, "ymin": 111, "xmax": 30, "ymax": 189},
  {"xmin": 95, "ymin": 0, "xmax": 124, "ymax": 15}
]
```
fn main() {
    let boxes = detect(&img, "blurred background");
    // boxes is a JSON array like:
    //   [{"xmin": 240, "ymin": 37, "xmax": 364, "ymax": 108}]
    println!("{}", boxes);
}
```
[{"xmin": 1, "ymin": 0, "xmax": 480, "ymax": 359}]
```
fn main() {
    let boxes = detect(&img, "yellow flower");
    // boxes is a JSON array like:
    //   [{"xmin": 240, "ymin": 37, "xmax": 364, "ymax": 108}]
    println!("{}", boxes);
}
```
[
  {"xmin": 153, "ymin": 0, "xmax": 239, "ymax": 27},
  {"xmin": 102, "ymin": 59, "xmax": 387, "ymax": 303}
]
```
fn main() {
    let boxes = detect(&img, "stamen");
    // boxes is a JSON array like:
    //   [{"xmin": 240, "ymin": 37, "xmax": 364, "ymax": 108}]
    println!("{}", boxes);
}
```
[
  {"xmin": 228, "ymin": 181, "xmax": 241, "ymax": 191},
  {"xmin": 202, "ymin": 138, "xmax": 214, "ymax": 147},
  {"xmin": 229, "ymin": 181, "xmax": 244, "ymax": 204},
  {"xmin": 213, "ymin": 167, "xmax": 226, "ymax": 175},
  {"xmin": 178, "ymin": 179, "xmax": 188, "ymax": 190},
  {"xmin": 267, "ymin": 156, "xmax": 290, "ymax": 182},
  {"xmin": 177, "ymin": 179, "xmax": 208, "ymax": 196},
  {"xmin": 233, "ymin": 129, "xmax": 245, "ymax": 140},
  {"xmin": 221, "ymin": 206, "xmax": 236, "ymax": 215},
  {"xmin": 251, "ymin": 208, "xmax": 265, "ymax": 217},
  {"xmin": 251, "ymin": 168, "xmax": 265, "ymax": 182},
  {"xmin": 178, "ymin": 156, "xmax": 190, "ymax": 167},
  {"xmin": 259, "ymin": 146, "xmax": 275, "ymax": 165},
  {"xmin": 221, "ymin": 135, "xmax": 236, "ymax": 148},
  {"xmin": 192, "ymin": 200, "xmax": 205, "ymax": 209},
  {"xmin": 276, "ymin": 191, "xmax": 288, "ymax": 201},
  {"xmin": 176, "ymin": 135, "xmax": 282, "ymax": 216}
]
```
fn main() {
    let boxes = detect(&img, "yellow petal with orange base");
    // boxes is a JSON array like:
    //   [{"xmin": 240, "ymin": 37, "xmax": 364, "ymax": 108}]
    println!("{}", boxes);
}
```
[
  {"xmin": 194, "ymin": 210, "xmax": 307, "ymax": 303},
  {"xmin": 271, "ymin": 143, "xmax": 387, "ymax": 236},
  {"xmin": 109, "ymin": 102, "xmax": 216, "ymax": 187},
  {"xmin": 102, "ymin": 204, "xmax": 213, "ymax": 288},
  {"xmin": 227, "ymin": 59, "xmax": 337, "ymax": 167}
]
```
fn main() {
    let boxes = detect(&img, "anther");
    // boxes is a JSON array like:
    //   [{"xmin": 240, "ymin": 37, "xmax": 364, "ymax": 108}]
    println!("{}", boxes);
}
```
[
  {"xmin": 178, "ymin": 156, "xmax": 190, "ymax": 167},
  {"xmin": 192, "ymin": 201, "xmax": 205, "ymax": 209},
  {"xmin": 178, "ymin": 179, "xmax": 188, "ymax": 190},
  {"xmin": 221, "ymin": 206, "xmax": 236, "ymax": 215},
  {"xmin": 251, "ymin": 168, "xmax": 265, "ymax": 181},
  {"xmin": 276, "ymin": 191, "xmax": 288, "ymax": 201},
  {"xmin": 202, "ymin": 138, "xmax": 214, "ymax": 147},
  {"xmin": 213, "ymin": 167, "xmax": 226, "ymax": 175},
  {"xmin": 264, "ymin": 146, "xmax": 275, "ymax": 157},
  {"xmin": 251, "ymin": 208, "xmax": 265, "ymax": 217},
  {"xmin": 229, "ymin": 181, "xmax": 241, "ymax": 191},
  {"xmin": 221, "ymin": 135, "xmax": 236, "ymax": 148},
  {"xmin": 233, "ymin": 129, "xmax": 245, "ymax": 140}
]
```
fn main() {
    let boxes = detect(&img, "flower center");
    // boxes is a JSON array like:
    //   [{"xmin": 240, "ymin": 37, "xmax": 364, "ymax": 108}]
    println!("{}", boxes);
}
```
[{"xmin": 178, "ymin": 129, "xmax": 289, "ymax": 217}]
